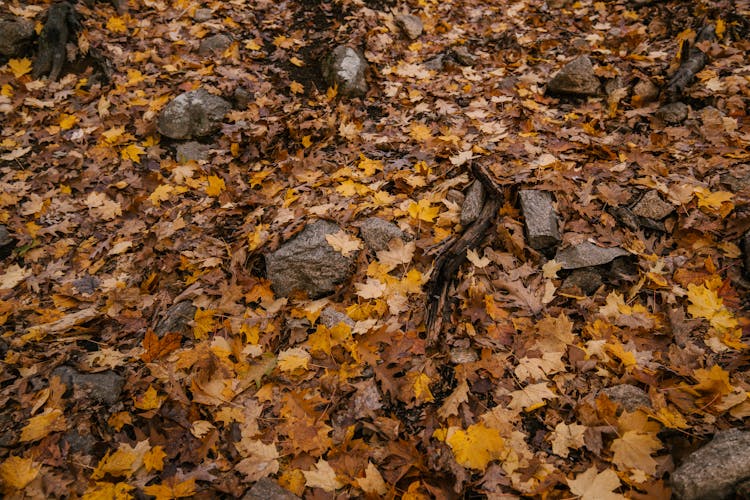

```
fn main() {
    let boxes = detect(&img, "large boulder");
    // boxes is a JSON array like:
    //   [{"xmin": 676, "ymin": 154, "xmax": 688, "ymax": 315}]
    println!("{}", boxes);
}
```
[
  {"xmin": 672, "ymin": 429, "xmax": 750, "ymax": 500},
  {"xmin": 0, "ymin": 18, "xmax": 35, "ymax": 57},
  {"xmin": 321, "ymin": 46, "xmax": 368, "ymax": 97},
  {"xmin": 546, "ymin": 56, "xmax": 600, "ymax": 97},
  {"xmin": 265, "ymin": 220, "xmax": 358, "ymax": 297},
  {"xmin": 157, "ymin": 89, "xmax": 230, "ymax": 140}
]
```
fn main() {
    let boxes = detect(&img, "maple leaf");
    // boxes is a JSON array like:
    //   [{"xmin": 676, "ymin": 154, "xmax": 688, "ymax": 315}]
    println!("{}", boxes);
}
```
[
  {"xmin": 466, "ymin": 248, "xmax": 491, "ymax": 267},
  {"xmin": 190, "ymin": 419, "xmax": 215, "ymax": 438},
  {"xmin": 58, "ymin": 113, "xmax": 78, "ymax": 130},
  {"xmin": 0, "ymin": 264, "xmax": 30, "ymax": 290},
  {"xmin": 19, "ymin": 408, "xmax": 66, "ymax": 442},
  {"xmin": 121, "ymin": 144, "xmax": 145, "ymax": 163},
  {"xmin": 106, "ymin": 15, "xmax": 128, "ymax": 34},
  {"xmin": 356, "ymin": 462, "xmax": 388, "ymax": 495},
  {"xmin": 9, "ymin": 58, "xmax": 32, "ymax": 78},
  {"xmin": 686, "ymin": 282, "xmax": 738, "ymax": 332},
  {"xmin": 693, "ymin": 187, "xmax": 734, "ymax": 217},
  {"xmin": 0, "ymin": 456, "xmax": 40, "ymax": 490},
  {"xmin": 277, "ymin": 347, "xmax": 311, "ymax": 372},
  {"xmin": 407, "ymin": 371, "xmax": 434, "ymax": 403},
  {"xmin": 134, "ymin": 385, "xmax": 164, "ymax": 410},
  {"xmin": 193, "ymin": 308, "xmax": 216, "ymax": 339},
  {"xmin": 550, "ymin": 422, "xmax": 587, "ymax": 458},
  {"xmin": 410, "ymin": 122, "xmax": 433, "ymax": 141},
  {"xmin": 141, "ymin": 330, "xmax": 181, "ymax": 362},
  {"xmin": 92, "ymin": 441, "xmax": 149, "ymax": 479},
  {"xmin": 507, "ymin": 383, "xmax": 557, "ymax": 412},
  {"xmin": 408, "ymin": 198, "xmax": 439, "ymax": 222},
  {"xmin": 303, "ymin": 459, "xmax": 343, "ymax": 492},
  {"xmin": 81, "ymin": 482, "xmax": 135, "ymax": 500},
  {"xmin": 610, "ymin": 431, "xmax": 661, "ymax": 475},
  {"xmin": 143, "ymin": 478, "xmax": 196, "ymax": 500},
  {"xmin": 567, "ymin": 466, "xmax": 625, "ymax": 500},
  {"xmin": 438, "ymin": 379, "xmax": 470, "ymax": 419},
  {"xmin": 144, "ymin": 446, "xmax": 167, "ymax": 472},
  {"xmin": 234, "ymin": 440, "xmax": 280, "ymax": 481},
  {"xmin": 206, "ymin": 175, "xmax": 225, "ymax": 197},
  {"xmin": 376, "ymin": 239, "xmax": 415, "ymax": 269},
  {"xmin": 325, "ymin": 230, "xmax": 362, "ymax": 257},
  {"xmin": 355, "ymin": 277, "xmax": 387, "ymax": 299},
  {"xmin": 438, "ymin": 423, "xmax": 507, "ymax": 471}
]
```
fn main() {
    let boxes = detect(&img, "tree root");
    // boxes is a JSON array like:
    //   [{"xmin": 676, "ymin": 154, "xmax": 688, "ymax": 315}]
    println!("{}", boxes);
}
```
[
  {"xmin": 424, "ymin": 161, "xmax": 504, "ymax": 349},
  {"xmin": 33, "ymin": 2, "xmax": 80, "ymax": 81},
  {"xmin": 665, "ymin": 25, "xmax": 716, "ymax": 100}
]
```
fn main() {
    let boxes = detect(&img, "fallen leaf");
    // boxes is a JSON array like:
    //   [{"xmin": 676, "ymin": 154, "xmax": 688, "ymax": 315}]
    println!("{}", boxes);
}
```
[
  {"xmin": 303, "ymin": 459, "xmax": 343, "ymax": 492},
  {"xmin": 567, "ymin": 466, "xmax": 625, "ymax": 500}
]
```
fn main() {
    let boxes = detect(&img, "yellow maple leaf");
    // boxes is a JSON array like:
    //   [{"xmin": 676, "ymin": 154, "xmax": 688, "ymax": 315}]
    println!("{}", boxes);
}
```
[
  {"xmin": 106, "ymin": 16, "xmax": 128, "ymax": 34},
  {"xmin": 409, "ymin": 122, "xmax": 433, "ymax": 141},
  {"xmin": 408, "ymin": 198, "xmax": 439, "ymax": 222},
  {"xmin": 290, "ymin": 56, "xmax": 305, "ymax": 67},
  {"xmin": 302, "ymin": 459, "xmax": 343, "ymax": 492},
  {"xmin": 301, "ymin": 135, "xmax": 312, "ymax": 148},
  {"xmin": 610, "ymin": 431, "xmax": 661, "ymax": 475},
  {"xmin": 567, "ymin": 466, "xmax": 625, "ymax": 500},
  {"xmin": 193, "ymin": 308, "xmax": 216, "ymax": 339},
  {"xmin": 92, "ymin": 448, "xmax": 138, "ymax": 479},
  {"xmin": 134, "ymin": 385, "xmax": 163, "ymax": 411},
  {"xmin": 0, "ymin": 456, "xmax": 40, "ymax": 490},
  {"xmin": 440, "ymin": 423, "xmax": 506, "ymax": 471},
  {"xmin": 143, "ymin": 478, "xmax": 196, "ymax": 500},
  {"xmin": 82, "ymin": 482, "xmax": 135, "ymax": 500},
  {"xmin": 9, "ymin": 58, "xmax": 32, "ymax": 79},
  {"xmin": 59, "ymin": 113, "xmax": 78, "ymax": 130},
  {"xmin": 355, "ymin": 277, "xmax": 386, "ymax": 299},
  {"xmin": 121, "ymin": 144, "xmax": 145, "ymax": 163},
  {"xmin": 408, "ymin": 371, "xmax": 434, "ymax": 403},
  {"xmin": 508, "ymin": 383, "xmax": 557, "ymax": 412},
  {"xmin": 277, "ymin": 347, "xmax": 311, "ymax": 372},
  {"xmin": 356, "ymin": 462, "xmax": 388, "ymax": 495},
  {"xmin": 289, "ymin": 81, "xmax": 304, "ymax": 94},
  {"xmin": 694, "ymin": 187, "xmax": 734, "ymax": 217},
  {"xmin": 325, "ymin": 230, "xmax": 362, "ymax": 257},
  {"xmin": 101, "ymin": 126, "xmax": 126, "ymax": 144},
  {"xmin": 19, "ymin": 408, "xmax": 66, "ymax": 443},
  {"xmin": 550, "ymin": 422, "xmax": 587, "ymax": 458},
  {"xmin": 205, "ymin": 175, "xmax": 225, "ymax": 197},
  {"xmin": 357, "ymin": 154, "xmax": 383, "ymax": 176},
  {"xmin": 144, "ymin": 446, "xmax": 167, "ymax": 472},
  {"xmin": 691, "ymin": 364, "xmax": 733, "ymax": 397}
]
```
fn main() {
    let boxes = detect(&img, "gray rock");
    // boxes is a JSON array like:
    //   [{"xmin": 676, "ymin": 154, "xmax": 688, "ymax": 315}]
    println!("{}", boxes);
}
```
[
  {"xmin": 395, "ymin": 14, "xmax": 423, "ymax": 40},
  {"xmin": 656, "ymin": 102, "xmax": 688, "ymax": 124},
  {"xmin": 265, "ymin": 220, "xmax": 358, "ymax": 297},
  {"xmin": 193, "ymin": 8, "xmax": 213, "ymax": 21},
  {"xmin": 449, "ymin": 347, "xmax": 478, "ymax": 364},
  {"xmin": 560, "ymin": 268, "xmax": 602, "ymax": 295},
  {"xmin": 608, "ymin": 205, "xmax": 666, "ymax": 232},
  {"xmin": 0, "ymin": 18, "xmax": 35, "ymax": 57},
  {"xmin": 198, "ymin": 33, "xmax": 232, "ymax": 57},
  {"xmin": 546, "ymin": 56, "xmax": 601, "ymax": 97},
  {"xmin": 321, "ymin": 45, "xmax": 368, "ymax": 97},
  {"xmin": 672, "ymin": 429, "xmax": 750, "ymax": 500},
  {"xmin": 175, "ymin": 141, "xmax": 209, "ymax": 163},
  {"xmin": 63, "ymin": 430, "xmax": 97, "ymax": 455},
  {"xmin": 0, "ymin": 225, "xmax": 15, "ymax": 258},
  {"xmin": 633, "ymin": 78, "xmax": 659, "ymax": 104},
  {"xmin": 359, "ymin": 217, "xmax": 407, "ymax": 252},
  {"xmin": 319, "ymin": 307, "xmax": 354, "ymax": 328},
  {"xmin": 555, "ymin": 241, "xmax": 628, "ymax": 270},
  {"xmin": 242, "ymin": 477, "xmax": 300, "ymax": 500},
  {"xmin": 157, "ymin": 89, "xmax": 230, "ymax": 140},
  {"xmin": 450, "ymin": 46, "xmax": 475, "ymax": 66},
  {"xmin": 519, "ymin": 190, "xmax": 560, "ymax": 249},
  {"xmin": 154, "ymin": 300, "xmax": 196, "ymax": 337},
  {"xmin": 72, "ymin": 276, "xmax": 99, "ymax": 295},
  {"xmin": 460, "ymin": 181, "xmax": 485, "ymax": 226},
  {"xmin": 51, "ymin": 366, "xmax": 124, "ymax": 405},
  {"xmin": 631, "ymin": 190, "xmax": 674, "ymax": 220},
  {"xmin": 602, "ymin": 384, "xmax": 650, "ymax": 413}
]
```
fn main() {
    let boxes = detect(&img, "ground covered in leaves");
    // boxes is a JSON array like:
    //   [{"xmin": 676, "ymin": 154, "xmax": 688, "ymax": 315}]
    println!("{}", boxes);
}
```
[{"xmin": 1, "ymin": 0, "xmax": 749, "ymax": 497}]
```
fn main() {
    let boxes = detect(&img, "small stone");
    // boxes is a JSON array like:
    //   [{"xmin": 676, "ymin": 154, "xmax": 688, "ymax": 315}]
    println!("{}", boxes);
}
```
[
  {"xmin": 72, "ymin": 276, "xmax": 100, "ymax": 295},
  {"xmin": 157, "ymin": 89, "xmax": 230, "ymax": 140},
  {"xmin": 154, "ymin": 300, "xmax": 196, "ymax": 337},
  {"xmin": 449, "ymin": 347, "xmax": 478, "ymax": 364},
  {"xmin": 0, "ymin": 18, "xmax": 35, "ymax": 57},
  {"xmin": 460, "ymin": 181, "xmax": 485, "ymax": 226},
  {"xmin": 359, "ymin": 217, "xmax": 407, "ymax": 252},
  {"xmin": 451, "ymin": 46, "xmax": 475, "ymax": 66},
  {"xmin": 198, "ymin": 33, "xmax": 232, "ymax": 57},
  {"xmin": 672, "ymin": 429, "xmax": 750, "ymax": 500},
  {"xmin": 424, "ymin": 54, "xmax": 445, "ymax": 71},
  {"xmin": 631, "ymin": 190, "xmax": 674, "ymax": 220},
  {"xmin": 519, "ymin": 190, "xmax": 561, "ymax": 250},
  {"xmin": 0, "ymin": 225, "xmax": 15, "ymax": 259},
  {"xmin": 242, "ymin": 477, "xmax": 300, "ymax": 500},
  {"xmin": 560, "ymin": 268, "xmax": 602, "ymax": 295},
  {"xmin": 656, "ymin": 102, "xmax": 688, "ymax": 124},
  {"xmin": 546, "ymin": 56, "xmax": 601, "ymax": 97},
  {"xmin": 193, "ymin": 8, "xmax": 213, "ymax": 21},
  {"xmin": 602, "ymin": 384, "xmax": 651, "ymax": 413},
  {"xmin": 63, "ymin": 430, "xmax": 97, "ymax": 455},
  {"xmin": 633, "ymin": 78, "xmax": 660, "ymax": 104},
  {"xmin": 555, "ymin": 241, "xmax": 629, "ymax": 270},
  {"xmin": 394, "ymin": 14, "xmax": 423, "ymax": 40},
  {"xmin": 319, "ymin": 307, "xmax": 355, "ymax": 328},
  {"xmin": 233, "ymin": 87, "xmax": 253, "ymax": 109},
  {"xmin": 265, "ymin": 220, "xmax": 358, "ymax": 298},
  {"xmin": 321, "ymin": 45, "xmax": 368, "ymax": 97},
  {"xmin": 52, "ymin": 366, "xmax": 124, "ymax": 405},
  {"xmin": 175, "ymin": 141, "xmax": 209, "ymax": 163}
]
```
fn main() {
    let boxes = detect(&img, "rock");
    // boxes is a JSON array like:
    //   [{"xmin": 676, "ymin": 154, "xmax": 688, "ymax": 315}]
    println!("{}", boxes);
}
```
[
  {"xmin": 633, "ymin": 78, "xmax": 660, "ymax": 104},
  {"xmin": 157, "ymin": 89, "xmax": 230, "ymax": 140},
  {"xmin": 72, "ymin": 276, "xmax": 100, "ymax": 295},
  {"xmin": 449, "ymin": 347, "xmax": 478, "ymax": 364},
  {"xmin": 319, "ymin": 307, "xmax": 355, "ymax": 328},
  {"xmin": 0, "ymin": 18, "xmax": 35, "ymax": 57},
  {"xmin": 555, "ymin": 242, "xmax": 629, "ymax": 270},
  {"xmin": 656, "ymin": 102, "xmax": 688, "ymax": 124},
  {"xmin": 450, "ymin": 46, "xmax": 475, "ymax": 66},
  {"xmin": 265, "ymin": 220, "xmax": 358, "ymax": 298},
  {"xmin": 519, "ymin": 190, "xmax": 561, "ymax": 250},
  {"xmin": 154, "ymin": 300, "xmax": 196, "ymax": 337},
  {"xmin": 321, "ymin": 45, "xmax": 368, "ymax": 98},
  {"xmin": 631, "ymin": 190, "xmax": 674, "ymax": 220},
  {"xmin": 193, "ymin": 8, "xmax": 213, "ymax": 21},
  {"xmin": 233, "ymin": 87, "xmax": 253, "ymax": 109},
  {"xmin": 359, "ymin": 217, "xmax": 407, "ymax": 252},
  {"xmin": 51, "ymin": 366, "xmax": 124, "ymax": 405},
  {"xmin": 175, "ymin": 141, "xmax": 209, "ymax": 163},
  {"xmin": 460, "ymin": 181, "xmax": 485, "ymax": 226},
  {"xmin": 672, "ymin": 429, "xmax": 750, "ymax": 500},
  {"xmin": 395, "ymin": 14, "xmax": 423, "ymax": 40},
  {"xmin": 0, "ymin": 225, "xmax": 16, "ymax": 259},
  {"xmin": 742, "ymin": 232, "xmax": 750, "ymax": 279},
  {"xmin": 242, "ymin": 477, "xmax": 300, "ymax": 500},
  {"xmin": 602, "ymin": 384, "xmax": 650, "ymax": 413},
  {"xmin": 608, "ymin": 206, "xmax": 665, "ymax": 232},
  {"xmin": 63, "ymin": 430, "xmax": 97, "ymax": 455},
  {"xmin": 546, "ymin": 56, "xmax": 601, "ymax": 97},
  {"xmin": 198, "ymin": 33, "xmax": 232, "ymax": 57},
  {"xmin": 560, "ymin": 268, "xmax": 602, "ymax": 295}
]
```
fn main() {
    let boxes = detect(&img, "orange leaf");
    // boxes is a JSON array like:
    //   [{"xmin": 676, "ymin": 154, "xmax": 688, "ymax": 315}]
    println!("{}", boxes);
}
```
[{"xmin": 141, "ymin": 330, "xmax": 181, "ymax": 362}]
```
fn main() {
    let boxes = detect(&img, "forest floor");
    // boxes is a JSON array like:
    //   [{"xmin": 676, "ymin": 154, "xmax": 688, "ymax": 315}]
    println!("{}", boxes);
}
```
[{"xmin": 0, "ymin": 0, "xmax": 749, "ymax": 498}]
